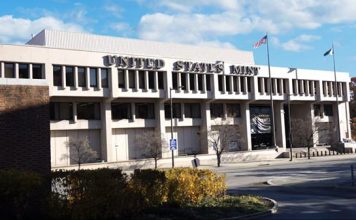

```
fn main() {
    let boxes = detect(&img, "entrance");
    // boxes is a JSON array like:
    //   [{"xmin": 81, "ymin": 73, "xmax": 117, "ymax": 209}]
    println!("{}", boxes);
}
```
[{"xmin": 250, "ymin": 105, "xmax": 272, "ymax": 150}]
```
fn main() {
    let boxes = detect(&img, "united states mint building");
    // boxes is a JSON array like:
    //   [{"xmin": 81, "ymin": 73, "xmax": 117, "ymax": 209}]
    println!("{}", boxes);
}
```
[{"xmin": 0, "ymin": 30, "xmax": 352, "ymax": 169}]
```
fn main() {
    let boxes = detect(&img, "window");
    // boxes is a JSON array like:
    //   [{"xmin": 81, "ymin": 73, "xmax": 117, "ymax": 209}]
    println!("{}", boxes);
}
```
[
  {"xmin": 283, "ymin": 79, "xmax": 288, "ymax": 94},
  {"xmin": 90, "ymin": 68, "xmax": 98, "ymax": 87},
  {"xmin": 172, "ymin": 72, "xmax": 178, "ymax": 90},
  {"xmin": 5, "ymin": 63, "xmax": 15, "ymax": 78},
  {"xmin": 53, "ymin": 65, "xmax": 62, "ymax": 86},
  {"xmin": 206, "ymin": 75, "xmax": 211, "ymax": 91},
  {"xmin": 128, "ymin": 70, "xmax": 135, "ymax": 89},
  {"xmin": 164, "ymin": 103, "xmax": 181, "ymax": 118},
  {"xmin": 148, "ymin": 71, "xmax": 155, "ymax": 89},
  {"xmin": 32, "ymin": 64, "xmax": 43, "ymax": 79},
  {"xmin": 19, "ymin": 63, "xmax": 29, "ymax": 78},
  {"xmin": 247, "ymin": 77, "xmax": 252, "ymax": 92},
  {"xmin": 277, "ymin": 79, "xmax": 281, "ymax": 94},
  {"xmin": 226, "ymin": 76, "xmax": 231, "ymax": 92},
  {"xmin": 198, "ymin": 74, "xmax": 203, "ymax": 91},
  {"xmin": 292, "ymin": 79, "xmax": 296, "ymax": 94},
  {"xmin": 112, "ymin": 103, "xmax": 131, "ymax": 120},
  {"xmin": 264, "ymin": 78, "xmax": 269, "ymax": 93},
  {"xmin": 314, "ymin": 104, "xmax": 321, "ymax": 117},
  {"xmin": 189, "ymin": 73, "xmax": 195, "ymax": 90},
  {"xmin": 258, "ymin": 78, "xmax": 262, "ymax": 93},
  {"xmin": 218, "ymin": 75, "xmax": 223, "ymax": 91},
  {"xmin": 158, "ymin": 71, "xmax": 164, "ymax": 89},
  {"xmin": 135, "ymin": 103, "xmax": 155, "ymax": 119},
  {"xmin": 185, "ymin": 103, "xmax": 201, "ymax": 118},
  {"xmin": 139, "ymin": 71, "xmax": 145, "ymax": 89},
  {"xmin": 233, "ymin": 76, "xmax": 238, "ymax": 92},
  {"xmin": 78, "ymin": 67, "xmax": 86, "ymax": 87},
  {"xmin": 271, "ymin": 79, "xmax": 276, "ymax": 94},
  {"xmin": 240, "ymin": 77, "xmax": 245, "ymax": 93},
  {"xmin": 324, "ymin": 104, "xmax": 333, "ymax": 116},
  {"xmin": 181, "ymin": 73, "xmax": 187, "ymax": 89},
  {"xmin": 77, "ymin": 102, "xmax": 101, "ymax": 120},
  {"xmin": 50, "ymin": 102, "xmax": 73, "ymax": 120},
  {"xmin": 210, "ymin": 103, "xmax": 223, "ymax": 118},
  {"xmin": 66, "ymin": 66, "xmax": 74, "ymax": 87},
  {"xmin": 226, "ymin": 104, "xmax": 241, "ymax": 117},
  {"xmin": 101, "ymin": 68, "xmax": 109, "ymax": 88},
  {"xmin": 118, "ymin": 69, "xmax": 125, "ymax": 88}
]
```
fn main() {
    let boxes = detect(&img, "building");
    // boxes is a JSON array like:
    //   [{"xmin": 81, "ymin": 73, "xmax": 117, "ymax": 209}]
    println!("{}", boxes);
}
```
[{"xmin": 0, "ymin": 30, "xmax": 352, "ymax": 169}]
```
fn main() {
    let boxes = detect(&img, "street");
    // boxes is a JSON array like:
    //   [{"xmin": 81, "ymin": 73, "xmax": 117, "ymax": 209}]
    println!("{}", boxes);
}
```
[{"xmin": 212, "ymin": 155, "xmax": 356, "ymax": 219}]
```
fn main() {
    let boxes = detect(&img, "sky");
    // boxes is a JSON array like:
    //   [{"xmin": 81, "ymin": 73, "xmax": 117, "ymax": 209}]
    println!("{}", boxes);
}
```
[{"xmin": 0, "ymin": 0, "xmax": 355, "ymax": 76}]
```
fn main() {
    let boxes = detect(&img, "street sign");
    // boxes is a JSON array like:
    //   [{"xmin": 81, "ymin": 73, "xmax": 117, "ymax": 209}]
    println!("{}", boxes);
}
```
[{"xmin": 170, "ymin": 139, "xmax": 177, "ymax": 150}]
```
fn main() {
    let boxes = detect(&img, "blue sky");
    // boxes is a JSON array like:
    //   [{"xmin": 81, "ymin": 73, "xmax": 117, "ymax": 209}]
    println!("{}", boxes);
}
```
[{"xmin": 0, "ymin": 0, "xmax": 355, "ymax": 76}]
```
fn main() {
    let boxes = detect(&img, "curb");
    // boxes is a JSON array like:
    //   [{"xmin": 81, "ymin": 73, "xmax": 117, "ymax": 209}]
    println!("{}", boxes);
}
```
[{"xmin": 219, "ymin": 197, "xmax": 278, "ymax": 220}]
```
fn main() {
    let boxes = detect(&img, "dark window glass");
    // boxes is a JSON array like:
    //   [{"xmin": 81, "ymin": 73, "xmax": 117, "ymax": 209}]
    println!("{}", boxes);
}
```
[
  {"xmin": 314, "ymin": 104, "xmax": 321, "ymax": 117},
  {"xmin": 210, "ymin": 103, "xmax": 223, "ymax": 118},
  {"xmin": 272, "ymin": 79, "xmax": 276, "ymax": 94},
  {"xmin": 128, "ymin": 70, "xmax": 135, "ymax": 89},
  {"xmin": 164, "ymin": 103, "xmax": 181, "ymax": 118},
  {"xmin": 241, "ymin": 77, "xmax": 246, "ymax": 93},
  {"xmin": 218, "ymin": 75, "xmax": 223, "ymax": 91},
  {"xmin": 258, "ymin": 78, "xmax": 262, "ymax": 93},
  {"xmin": 181, "ymin": 73, "xmax": 187, "ymax": 89},
  {"xmin": 19, "ymin": 63, "xmax": 29, "ymax": 78},
  {"xmin": 324, "ymin": 104, "xmax": 333, "ymax": 116},
  {"xmin": 66, "ymin": 66, "xmax": 75, "ymax": 87},
  {"xmin": 276, "ymin": 79, "xmax": 281, "ymax": 93},
  {"xmin": 5, "ymin": 63, "xmax": 15, "ymax": 78},
  {"xmin": 90, "ymin": 68, "xmax": 98, "ymax": 87},
  {"xmin": 247, "ymin": 77, "xmax": 252, "ymax": 92},
  {"xmin": 233, "ymin": 76, "xmax": 238, "ymax": 92},
  {"xmin": 148, "ymin": 71, "xmax": 155, "ymax": 89},
  {"xmin": 227, "ymin": 104, "xmax": 241, "ymax": 117},
  {"xmin": 139, "ymin": 71, "xmax": 145, "ymax": 89},
  {"xmin": 189, "ymin": 73, "xmax": 195, "ymax": 90},
  {"xmin": 283, "ymin": 79, "xmax": 288, "ymax": 93},
  {"xmin": 78, "ymin": 67, "xmax": 86, "ymax": 87},
  {"xmin": 118, "ymin": 69, "xmax": 125, "ymax": 88},
  {"xmin": 53, "ymin": 65, "xmax": 62, "ymax": 86},
  {"xmin": 112, "ymin": 103, "xmax": 132, "ymax": 120},
  {"xmin": 32, "ymin": 64, "xmax": 43, "ymax": 79},
  {"xmin": 172, "ymin": 72, "xmax": 178, "ymax": 90},
  {"xmin": 49, "ymin": 102, "xmax": 73, "ymax": 120},
  {"xmin": 292, "ymin": 79, "xmax": 296, "ymax": 94},
  {"xmin": 198, "ymin": 74, "xmax": 203, "ymax": 91},
  {"xmin": 101, "ymin": 68, "xmax": 109, "ymax": 88},
  {"xmin": 226, "ymin": 76, "xmax": 231, "ymax": 92},
  {"xmin": 135, "ymin": 103, "xmax": 155, "ymax": 119},
  {"xmin": 206, "ymin": 75, "xmax": 211, "ymax": 91},
  {"xmin": 158, "ymin": 71, "xmax": 164, "ymax": 89},
  {"xmin": 184, "ymin": 103, "xmax": 201, "ymax": 118},
  {"xmin": 77, "ymin": 102, "xmax": 101, "ymax": 120},
  {"xmin": 264, "ymin": 78, "xmax": 269, "ymax": 93}
]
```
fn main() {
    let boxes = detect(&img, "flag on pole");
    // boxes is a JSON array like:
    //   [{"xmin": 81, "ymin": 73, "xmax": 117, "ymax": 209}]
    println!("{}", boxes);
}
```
[
  {"xmin": 324, "ymin": 48, "xmax": 333, "ymax": 56},
  {"xmin": 253, "ymin": 35, "xmax": 267, "ymax": 48}
]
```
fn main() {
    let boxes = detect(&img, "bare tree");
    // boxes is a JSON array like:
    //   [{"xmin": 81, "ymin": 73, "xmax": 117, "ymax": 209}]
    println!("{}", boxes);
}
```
[
  {"xmin": 205, "ymin": 120, "xmax": 241, "ymax": 167},
  {"xmin": 136, "ymin": 131, "xmax": 167, "ymax": 169},
  {"xmin": 61, "ymin": 136, "xmax": 98, "ymax": 169},
  {"xmin": 291, "ymin": 118, "xmax": 331, "ymax": 159}
]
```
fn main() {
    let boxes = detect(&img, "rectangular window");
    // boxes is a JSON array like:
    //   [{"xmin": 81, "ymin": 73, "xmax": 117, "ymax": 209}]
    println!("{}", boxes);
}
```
[
  {"xmin": 5, "ymin": 63, "xmax": 15, "ymax": 78},
  {"xmin": 271, "ymin": 79, "xmax": 276, "ymax": 94},
  {"xmin": 206, "ymin": 74, "xmax": 211, "ymax": 91},
  {"xmin": 53, "ymin": 65, "xmax": 62, "ymax": 86},
  {"xmin": 198, "ymin": 74, "xmax": 203, "ymax": 91},
  {"xmin": 264, "ymin": 78, "xmax": 269, "ymax": 93},
  {"xmin": 189, "ymin": 73, "xmax": 195, "ymax": 90},
  {"xmin": 324, "ymin": 104, "xmax": 333, "ymax": 116},
  {"xmin": 218, "ymin": 75, "xmax": 223, "ymax": 91},
  {"xmin": 19, "ymin": 63, "xmax": 29, "ymax": 78},
  {"xmin": 118, "ymin": 69, "xmax": 125, "ymax": 88},
  {"xmin": 148, "ymin": 71, "xmax": 155, "ymax": 89},
  {"xmin": 158, "ymin": 71, "xmax": 164, "ymax": 89},
  {"xmin": 135, "ymin": 103, "xmax": 155, "ymax": 119},
  {"xmin": 128, "ymin": 70, "xmax": 135, "ymax": 89},
  {"xmin": 233, "ymin": 76, "xmax": 238, "ymax": 92},
  {"xmin": 49, "ymin": 102, "xmax": 73, "ymax": 120},
  {"xmin": 226, "ymin": 76, "xmax": 231, "ymax": 92},
  {"xmin": 226, "ymin": 104, "xmax": 241, "ymax": 117},
  {"xmin": 210, "ymin": 103, "xmax": 223, "ymax": 118},
  {"xmin": 283, "ymin": 79, "xmax": 288, "ymax": 94},
  {"xmin": 172, "ymin": 72, "xmax": 178, "ymax": 90},
  {"xmin": 101, "ymin": 68, "xmax": 109, "ymax": 88},
  {"xmin": 78, "ymin": 67, "xmax": 86, "ymax": 87},
  {"xmin": 90, "ymin": 68, "xmax": 98, "ymax": 87},
  {"xmin": 32, "ymin": 64, "xmax": 43, "ymax": 79},
  {"xmin": 292, "ymin": 79, "xmax": 296, "ymax": 94},
  {"xmin": 277, "ymin": 79, "xmax": 281, "ymax": 94},
  {"xmin": 77, "ymin": 102, "xmax": 101, "ymax": 120},
  {"xmin": 181, "ymin": 72, "xmax": 187, "ymax": 89},
  {"xmin": 138, "ymin": 71, "xmax": 145, "ymax": 89},
  {"xmin": 258, "ymin": 78, "xmax": 262, "ymax": 93},
  {"xmin": 184, "ymin": 103, "xmax": 201, "ymax": 118},
  {"xmin": 66, "ymin": 66, "xmax": 75, "ymax": 87},
  {"xmin": 111, "ymin": 103, "xmax": 132, "ymax": 120},
  {"xmin": 314, "ymin": 104, "xmax": 321, "ymax": 117},
  {"xmin": 241, "ymin": 77, "xmax": 245, "ymax": 93},
  {"xmin": 247, "ymin": 77, "xmax": 252, "ymax": 92},
  {"xmin": 164, "ymin": 103, "xmax": 181, "ymax": 118}
]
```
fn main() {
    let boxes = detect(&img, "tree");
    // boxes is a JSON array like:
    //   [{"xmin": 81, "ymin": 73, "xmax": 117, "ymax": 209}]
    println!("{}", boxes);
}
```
[
  {"xmin": 206, "ymin": 120, "xmax": 241, "ymax": 167},
  {"xmin": 61, "ymin": 136, "xmax": 98, "ymax": 170},
  {"xmin": 349, "ymin": 79, "xmax": 356, "ymax": 139},
  {"xmin": 136, "ymin": 131, "xmax": 167, "ymax": 169}
]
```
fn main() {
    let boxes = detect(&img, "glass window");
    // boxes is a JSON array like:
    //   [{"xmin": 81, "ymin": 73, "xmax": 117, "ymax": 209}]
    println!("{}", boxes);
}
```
[
  {"xmin": 19, "ymin": 63, "xmax": 29, "ymax": 78},
  {"xmin": 258, "ymin": 78, "xmax": 262, "ymax": 93},
  {"xmin": 77, "ymin": 102, "xmax": 101, "ymax": 120},
  {"xmin": 5, "ymin": 63, "xmax": 15, "ymax": 78},
  {"xmin": 112, "ymin": 103, "xmax": 132, "ymax": 120},
  {"xmin": 32, "ymin": 64, "xmax": 43, "ymax": 79},
  {"xmin": 227, "ymin": 104, "xmax": 241, "ymax": 117},
  {"xmin": 90, "ymin": 68, "xmax": 98, "ymax": 87},
  {"xmin": 247, "ymin": 77, "xmax": 252, "ymax": 92},
  {"xmin": 226, "ymin": 76, "xmax": 231, "ymax": 92},
  {"xmin": 148, "ymin": 71, "xmax": 155, "ymax": 89},
  {"xmin": 158, "ymin": 71, "xmax": 164, "ymax": 89},
  {"xmin": 189, "ymin": 73, "xmax": 195, "ymax": 90},
  {"xmin": 233, "ymin": 76, "xmax": 238, "ymax": 92},
  {"xmin": 101, "ymin": 68, "xmax": 109, "ymax": 88},
  {"xmin": 172, "ymin": 72, "xmax": 178, "ymax": 90},
  {"xmin": 198, "ymin": 74, "xmax": 203, "ymax": 91},
  {"xmin": 118, "ymin": 69, "xmax": 125, "ymax": 88},
  {"xmin": 164, "ymin": 103, "xmax": 181, "ymax": 118},
  {"xmin": 314, "ymin": 104, "xmax": 321, "ymax": 117},
  {"xmin": 139, "ymin": 71, "xmax": 145, "ymax": 89},
  {"xmin": 218, "ymin": 75, "xmax": 223, "ymax": 91},
  {"xmin": 210, "ymin": 103, "xmax": 223, "ymax": 118},
  {"xmin": 66, "ymin": 66, "xmax": 75, "ymax": 87},
  {"xmin": 324, "ymin": 104, "xmax": 333, "ymax": 116},
  {"xmin": 78, "ymin": 67, "xmax": 86, "ymax": 87},
  {"xmin": 49, "ymin": 102, "xmax": 73, "ymax": 120},
  {"xmin": 128, "ymin": 70, "xmax": 135, "ymax": 89},
  {"xmin": 206, "ymin": 74, "xmax": 211, "ymax": 91},
  {"xmin": 53, "ymin": 65, "xmax": 62, "ymax": 86},
  {"xmin": 241, "ymin": 77, "xmax": 245, "ymax": 93},
  {"xmin": 181, "ymin": 72, "xmax": 187, "ymax": 89},
  {"xmin": 135, "ymin": 103, "xmax": 155, "ymax": 119},
  {"xmin": 185, "ymin": 103, "xmax": 201, "ymax": 118}
]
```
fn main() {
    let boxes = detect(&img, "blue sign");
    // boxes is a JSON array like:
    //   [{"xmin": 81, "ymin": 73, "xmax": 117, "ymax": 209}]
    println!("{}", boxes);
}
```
[{"xmin": 170, "ymin": 139, "xmax": 177, "ymax": 150}]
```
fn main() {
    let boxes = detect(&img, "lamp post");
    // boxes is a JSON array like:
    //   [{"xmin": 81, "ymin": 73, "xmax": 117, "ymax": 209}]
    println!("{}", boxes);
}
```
[
  {"xmin": 287, "ymin": 67, "xmax": 298, "ymax": 161},
  {"xmin": 170, "ymin": 86, "xmax": 183, "ymax": 168}
]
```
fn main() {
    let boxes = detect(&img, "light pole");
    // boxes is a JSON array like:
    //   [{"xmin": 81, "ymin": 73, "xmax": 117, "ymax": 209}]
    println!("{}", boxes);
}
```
[
  {"xmin": 170, "ymin": 86, "xmax": 183, "ymax": 168},
  {"xmin": 287, "ymin": 67, "xmax": 298, "ymax": 161}
]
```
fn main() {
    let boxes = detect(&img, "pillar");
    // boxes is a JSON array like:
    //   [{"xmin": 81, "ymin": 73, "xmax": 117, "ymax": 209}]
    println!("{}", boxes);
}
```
[
  {"xmin": 101, "ymin": 99, "xmax": 113, "ymax": 162},
  {"xmin": 274, "ymin": 102, "xmax": 286, "ymax": 150},
  {"xmin": 241, "ymin": 102, "xmax": 252, "ymax": 151}
]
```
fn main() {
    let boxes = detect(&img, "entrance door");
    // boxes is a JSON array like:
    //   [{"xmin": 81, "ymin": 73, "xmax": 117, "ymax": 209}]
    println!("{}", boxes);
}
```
[{"xmin": 250, "ymin": 105, "xmax": 272, "ymax": 150}]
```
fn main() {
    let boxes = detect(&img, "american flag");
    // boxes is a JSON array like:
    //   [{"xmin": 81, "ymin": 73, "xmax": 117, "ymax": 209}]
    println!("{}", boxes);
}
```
[{"xmin": 253, "ymin": 35, "xmax": 267, "ymax": 48}]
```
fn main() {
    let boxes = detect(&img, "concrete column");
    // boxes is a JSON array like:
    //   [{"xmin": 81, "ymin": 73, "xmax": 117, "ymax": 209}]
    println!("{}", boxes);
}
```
[
  {"xmin": 212, "ymin": 74, "xmax": 219, "ymax": 98},
  {"xmin": 194, "ymin": 73, "xmax": 198, "ymax": 92},
  {"xmin": 305, "ymin": 81, "xmax": 309, "ymax": 96},
  {"xmin": 181, "ymin": 103, "xmax": 185, "ymax": 120},
  {"xmin": 244, "ymin": 77, "xmax": 248, "ymax": 94},
  {"xmin": 101, "ymin": 100, "xmax": 114, "ymax": 162},
  {"xmin": 202, "ymin": 74, "xmax": 207, "ymax": 93},
  {"xmin": 135, "ymin": 70, "xmax": 139, "ymax": 91},
  {"xmin": 186, "ymin": 73, "xmax": 190, "ymax": 92},
  {"xmin": 260, "ymin": 78, "xmax": 265, "ymax": 95},
  {"xmin": 274, "ymin": 102, "xmax": 286, "ymax": 150},
  {"xmin": 177, "ymin": 72, "xmax": 182, "ymax": 91},
  {"xmin": 317, "ymin": 80, "xmax": 323, "ymax": 101},
  {"xmin": 74, "ymin": 66, "xmax": 78, "ymax": 89},
  {"xmin": 223, "ymin": 103, "xmax": 227, "ymax": 119},
  {"xmin": 273, "ymin": 78, "xmax": 277, "ymax": 95},
  {"xmin": 0, "ymin": 62, "xmax": 4, "ymax": 78},
  {"xmin": 97, "ymin": 68, "xmax": 102, "ymax": 89},
  {"xmin": 222, "ymin": 75, "xmax": 226, "ymax": 94},
  {"xmin": 294, "ymin": 79, "xmax": 299, "ymax": 95},
  {"xmin": 229, "ymin": 75, "xmax": 234, "ymax": 94},
  {"xmin": 236, "ymin": 76, "xmax": 241, "ymax": 94},
  {"xmin": 252, "ymin": 76, "xmax": 258, "ymax": 99},
  {"xmin": 131, "ymin": 103, "xmax": 136, "ymax": 121},
  {"xmin": 73, "ymin": 102, "xmax": 77, "ymax": 122},
  {"xmin": 86, "ymin": 67, "xmax": 90, "ymax": 90},
  {"xmin": 124, "ymin": 69, "xmax": 129, "ymax": 90},
  {"xmin": 279, "ymin": 79, "xmax": 283, "ymax": 95},
  {"xmin": 241, "ymin": 102, "xmax": 252, "ymax": 151},
  {"xmin": 62, "ymin": 65, "xmax": 66, "ymax": 87},
  {"xmin": 144, "ymin": 70, "xmax": 149, "ymax": 91},
  {"xmin": 111, "ymin": 67, "xmax": 118, "ymax": 97},
  {"xmin": 329, "ymin": 81, "xmax": 333, "ymax": 96},
  {"xmin": 28, "ymin": 64, "xmax": 33, "ymax": 79},
  {"xmin": 201, "ymin": 101, "xmax": 213, "ymax": 154},
  {"xmin": 299, "ymin": 80, "xmax": 304, "ymax": 95},
  {"xmin": 154, "ymin": 71, "xmax": 159, "ymax": 91},
  {"xmin": 155, "ymin": 100, "xmax": 169, "ymax": 158},
  {"xmin": 310, "ymin": 81, "xmax": 315, "ymax": 96},
  {"xmin": 15, "ymin": 63, "xmax": 19, "ymax": 79}
]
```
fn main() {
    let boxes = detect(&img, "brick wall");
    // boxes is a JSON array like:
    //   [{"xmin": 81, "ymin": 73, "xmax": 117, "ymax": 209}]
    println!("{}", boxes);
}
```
[{"xmin": 0, "ymin": 85, "xmax": 50, "ymax": 176}]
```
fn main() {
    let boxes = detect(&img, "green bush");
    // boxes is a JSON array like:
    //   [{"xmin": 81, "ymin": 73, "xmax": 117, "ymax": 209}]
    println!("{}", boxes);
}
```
[{"xmin": 0, "ymin": 169, "xmax": 45, "ymax": 219}]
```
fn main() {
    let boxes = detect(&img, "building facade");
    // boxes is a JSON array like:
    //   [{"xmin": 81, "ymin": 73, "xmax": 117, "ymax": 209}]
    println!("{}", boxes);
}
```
[{"xmin": 0, "ymin": 30, "xmax": 352, "ymax": 168}]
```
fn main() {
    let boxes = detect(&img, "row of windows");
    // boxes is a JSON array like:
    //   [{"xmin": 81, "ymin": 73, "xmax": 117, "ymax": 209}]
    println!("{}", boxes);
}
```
[
  {"xmin": 322, "ymin": 81, "xmax": 345, "ymax": 96},
  {"xmin": 171, "ymin": 72, "xmax": 212, "ymax": 91},
  {"xmin": 258, "ymin": 78, "xmax": 288, "ymax": 94},
  {"xmin": 210, "ymin": 103, "xmax": 241, "ymax": 118},
  {"xmin": 219, "ymin": 75, "xmax": 252, "ymax": 93},
  {"xmin": 314, "ymin": 104, "xmax": 334, "ymax": 117},
  {"xmin": 53, "ymin": 65, "xmax": 109, "ymax": 88},
  {"xmin": 1, "ymin": 62, "xmax": 44, "ymax": 79},
  {"xmin": 118, "ymin": 69, "xmax": 165, "ymax": 90},
  {"xmin": 50, "ymin": 102, "xmax": 101, "ymax": 120}
]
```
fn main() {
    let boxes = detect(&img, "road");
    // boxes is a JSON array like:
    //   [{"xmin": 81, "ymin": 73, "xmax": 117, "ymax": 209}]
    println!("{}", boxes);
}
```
[{"xmin": 211, "ymin": 155, "xmax": 356, "ymax": 219}]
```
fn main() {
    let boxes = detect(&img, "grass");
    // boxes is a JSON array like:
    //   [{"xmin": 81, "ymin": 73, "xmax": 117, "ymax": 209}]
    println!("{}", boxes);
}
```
[{"xmin": 135, "ymin": 195, "xmax": 272, "ymax": 220}]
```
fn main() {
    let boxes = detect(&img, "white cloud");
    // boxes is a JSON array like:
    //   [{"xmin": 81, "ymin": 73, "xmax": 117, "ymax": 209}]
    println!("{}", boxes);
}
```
[
  {"xmin": 274, "ymin": 34, "xmax": 320, "ymax": 52},
  {"xmin": 110, "ymin": 22, "xmax": 130, "ymax": 32},
  {"xmin": 0, "ymin": 15, "xmax": 85, "ymax": 44},
  {"xmin": 103, "ymin": 2, "xmax": 123, "ymax": 17}
]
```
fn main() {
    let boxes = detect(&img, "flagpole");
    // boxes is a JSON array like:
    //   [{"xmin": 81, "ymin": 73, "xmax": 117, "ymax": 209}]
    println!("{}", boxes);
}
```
[
  {"xmin": 266, "ymin": 33, "xmax": 277, "ymax": 148},
  {"xmin": 332, "ymin": 43, "xmax": 341, "ymax": 143}
]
